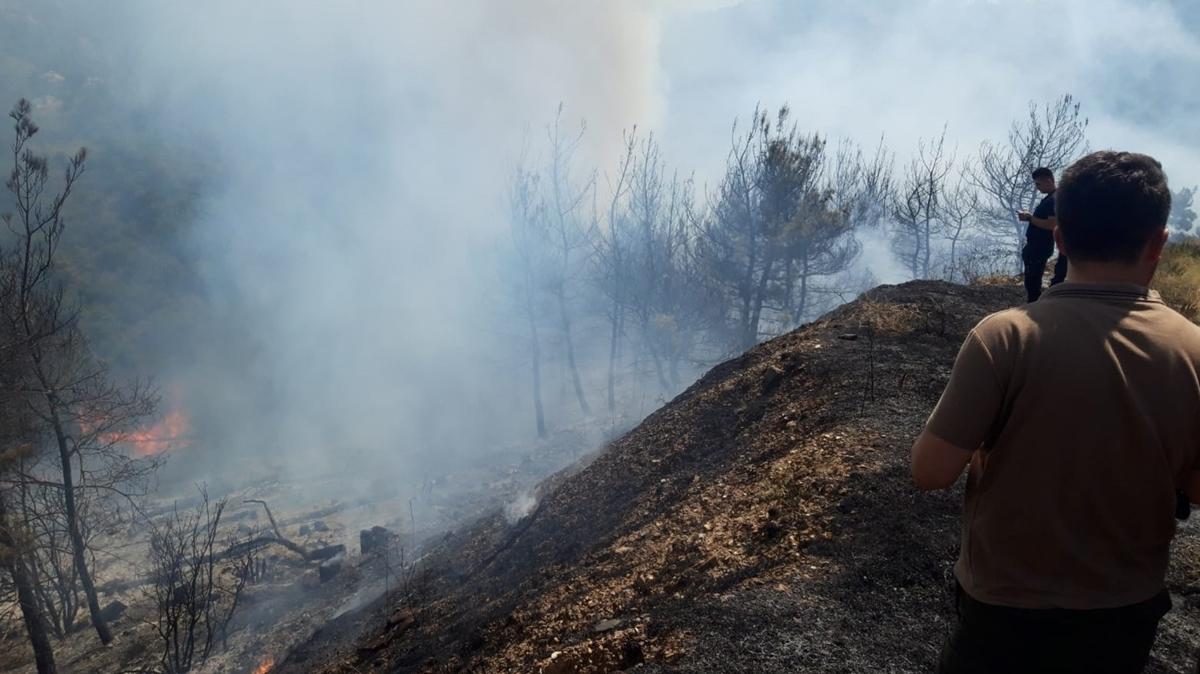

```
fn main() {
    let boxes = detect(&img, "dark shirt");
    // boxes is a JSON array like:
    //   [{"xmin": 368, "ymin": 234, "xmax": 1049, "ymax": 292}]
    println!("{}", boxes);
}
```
[{"xmin": 1025, "ymin": 191, "xmax": 1056, "ymax": 248}]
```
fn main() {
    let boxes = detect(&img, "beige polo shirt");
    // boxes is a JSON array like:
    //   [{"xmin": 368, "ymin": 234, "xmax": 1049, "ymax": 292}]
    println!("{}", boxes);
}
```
[{"xmin": 926, "ymin": 282, "xmax": 1200, "ymax": 609}]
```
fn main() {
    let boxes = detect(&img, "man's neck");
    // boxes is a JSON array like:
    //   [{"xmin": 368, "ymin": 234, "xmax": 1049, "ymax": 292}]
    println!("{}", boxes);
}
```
[{"xmin": 1065, "ymin": 262, "xmax": 1152, "ymax": 287}]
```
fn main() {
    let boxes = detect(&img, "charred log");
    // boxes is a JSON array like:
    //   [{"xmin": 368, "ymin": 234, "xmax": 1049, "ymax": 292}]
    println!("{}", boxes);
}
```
[{"xmin": 243, "ymin": 499, "xmax": 312, "ymax": 561}]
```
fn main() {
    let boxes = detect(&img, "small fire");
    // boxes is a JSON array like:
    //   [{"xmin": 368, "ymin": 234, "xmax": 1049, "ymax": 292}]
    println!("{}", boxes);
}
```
[
  {"xmin": 109, "ymin": 408, "xmax": 192, "ymax": 457},
  {"xmin": 252, "ymin": 657, "xmax": 274, "ymax": 674}
]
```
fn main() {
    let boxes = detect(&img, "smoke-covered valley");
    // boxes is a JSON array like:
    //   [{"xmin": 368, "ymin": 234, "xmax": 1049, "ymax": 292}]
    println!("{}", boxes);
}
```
[{"xmin": 1, "ymin": 0, "xmax": 1197, "ymax": 486}]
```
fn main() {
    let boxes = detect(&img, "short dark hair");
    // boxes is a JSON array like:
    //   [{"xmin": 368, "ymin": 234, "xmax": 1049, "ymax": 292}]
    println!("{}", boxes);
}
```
[
  {"xmin": 1031, "ymin": 166, "xmax": 1054, "ymax": 180},
  {"xmin": 1056, "ymin": 151, "xmax": 1171, "ymax": 264}
]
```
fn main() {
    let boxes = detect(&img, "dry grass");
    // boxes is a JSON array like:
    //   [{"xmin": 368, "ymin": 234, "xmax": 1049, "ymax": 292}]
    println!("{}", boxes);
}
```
[
  {"xmin": 971, "ymin": 273, "xmax": 1022, "ymax": 288},
  {"xmin": 1155, "ymin": 240, "xmax": 1200, "ymax": 322},
  {"xmin": 854, "ymin": 298, "xmax": 923, "ymax": 337}
]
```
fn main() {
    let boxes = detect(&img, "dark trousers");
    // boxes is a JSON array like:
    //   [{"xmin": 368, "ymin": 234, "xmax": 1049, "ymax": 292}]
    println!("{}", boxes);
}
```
[
  {"xmin": 1023, "ymin": 243, "xmax": 1068, "ymax": 302},
  {"xmin": 937, "ymin": 583, "xmax": 1170, "ymax": 674}
]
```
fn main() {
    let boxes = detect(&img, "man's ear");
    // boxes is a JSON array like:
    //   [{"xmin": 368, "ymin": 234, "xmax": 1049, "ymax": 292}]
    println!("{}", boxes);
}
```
[
  {"xmin": 1145, "ymin": 228, "xmax": 1169, "ymax": 263},
  {"xmin": 1054, "ymin": 226, "xmax": 1069, "ymax": 255}
]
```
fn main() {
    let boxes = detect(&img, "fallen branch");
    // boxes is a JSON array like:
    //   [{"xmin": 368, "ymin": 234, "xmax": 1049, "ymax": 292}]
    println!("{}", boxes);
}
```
[
  {"xmin": 243, "ymin": 499, "xmax": 312, "ymax": 561},
  {"xmin": 222, "ymin": 534, "xmax": 308, "ymax": 562}
]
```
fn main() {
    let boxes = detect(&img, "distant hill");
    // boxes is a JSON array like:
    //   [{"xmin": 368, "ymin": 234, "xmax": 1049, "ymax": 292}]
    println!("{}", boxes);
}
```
[
  {"xmin": 277, "ymin": 279, "xmax": 1200, "ymax": 673},
  {"xmin": 0, "ymin": 0, "xmax": 212, "ymax": 377}
]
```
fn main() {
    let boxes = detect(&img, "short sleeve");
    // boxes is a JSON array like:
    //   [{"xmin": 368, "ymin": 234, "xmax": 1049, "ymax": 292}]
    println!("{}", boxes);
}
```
[
  {"xmin": 925, "ymin": 329, "xmax": 1005, "ymax": 451},
  {"xmin": 1034, "ymin": 193, "xmax": 1055, "ymax": 219}
]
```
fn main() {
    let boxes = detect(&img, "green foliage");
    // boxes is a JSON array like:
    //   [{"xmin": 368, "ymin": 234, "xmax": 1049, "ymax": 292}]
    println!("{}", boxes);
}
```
[{"xmin": 701, "ymin": 105, "xmax": 861, "ymax": 352}]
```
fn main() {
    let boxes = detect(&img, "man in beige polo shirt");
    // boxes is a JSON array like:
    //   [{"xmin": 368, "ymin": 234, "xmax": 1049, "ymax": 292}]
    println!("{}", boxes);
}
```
[{"xmin": 911, "ymin": 151, "xmax": 1200, "ymax": 673}]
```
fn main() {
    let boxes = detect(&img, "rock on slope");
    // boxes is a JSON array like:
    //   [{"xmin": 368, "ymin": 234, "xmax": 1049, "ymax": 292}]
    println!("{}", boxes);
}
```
[{"xmin": 280, "ymin": 280, "xmax": 1200, "ymax": 673}]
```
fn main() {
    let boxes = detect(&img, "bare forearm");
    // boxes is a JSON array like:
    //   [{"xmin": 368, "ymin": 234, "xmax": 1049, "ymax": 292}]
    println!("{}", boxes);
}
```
[{"xmin": 911, "ymin": 430, "xmax": 973, "ymax": 491}]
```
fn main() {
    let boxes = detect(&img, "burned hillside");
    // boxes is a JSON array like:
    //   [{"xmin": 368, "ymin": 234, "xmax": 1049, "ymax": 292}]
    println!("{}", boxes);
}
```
[
  {"xmin": 278, "ymin": 280, "xmax": 1200, "ymax": 673},
  {"xmin": 2, "ymin": 4, "xmax": 1200, "ymax": 673}
]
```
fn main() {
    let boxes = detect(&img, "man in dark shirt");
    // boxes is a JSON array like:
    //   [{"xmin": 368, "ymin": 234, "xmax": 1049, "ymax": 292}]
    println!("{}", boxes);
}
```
[{"xmin": 1017, "ymin": 167, "xmax": 1068, "ymax": 302}]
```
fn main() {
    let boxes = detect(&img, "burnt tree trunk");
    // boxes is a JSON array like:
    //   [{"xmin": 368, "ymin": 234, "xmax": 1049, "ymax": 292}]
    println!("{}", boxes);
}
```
[
  {"xmin": 911, "ymin": 231, "xmax": 922, "ymax": 280},
  {"xmin": 46, "ymin": 398, "xmax": 112, "ymax": 645},
  {"xmin": 642, "ymin": 326, "xmax": 671, "ymax": 393},
  {"xmin": 796, "ymin": 254, "xmax": 810, "ymax": 327},
  {"xmin": 746, "ymin": 254, "xmax": 777, "ymax": 351},
  {"xmin": 556, "ymin": 288, "xmax": 590, "ymax": 416},
  {"xmin": 525, "ymin": 301, "xmax": 547, "ymax": 438},
  {"xmin": 0, "ymin": 497, "xmax": 58, "ymax": 674},
  {"xmin": 606, "ymin": 297, "xmax": 621, "ymax": 415},
  {"xmin": 922, "ymin": 216, "xmax": 933, "ymax": 278},
  {"xmin": 737, "ymin": 238, "xmax": 758, "ymax": 352},
  {"xmin": 16, "ymin": 481, "xmax": 66, "ymax": 639},
  {"xmin": 949, "ymin": 234, "xmax": 959, "ymax": 280}
]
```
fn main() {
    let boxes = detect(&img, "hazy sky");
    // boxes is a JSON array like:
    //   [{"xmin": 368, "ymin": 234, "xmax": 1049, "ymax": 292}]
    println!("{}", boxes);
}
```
[{"xmin": 657, "ymin": 0, "xmax": 1200, "ymax": 190}]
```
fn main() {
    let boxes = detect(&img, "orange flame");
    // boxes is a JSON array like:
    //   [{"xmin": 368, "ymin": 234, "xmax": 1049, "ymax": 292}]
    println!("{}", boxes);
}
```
[
  {"xmin": 108, "ymin": 408, "xmax": 192, "ymax": 457},
  {"xmin": 253, "ymin": 656, "xmax": 274, "ymax": 674}
]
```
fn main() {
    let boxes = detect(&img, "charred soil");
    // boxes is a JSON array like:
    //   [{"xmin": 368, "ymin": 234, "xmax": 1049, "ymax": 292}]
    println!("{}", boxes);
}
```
[{"xmin": 280, "ymin": 280, "xmax": 1200, "ymax": 674}]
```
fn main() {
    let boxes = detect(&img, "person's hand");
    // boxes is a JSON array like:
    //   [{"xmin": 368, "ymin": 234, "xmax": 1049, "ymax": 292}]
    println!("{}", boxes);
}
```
[{"xmin": 1016, "ymin": 210, "xmax": 1032, "ymax": 222}]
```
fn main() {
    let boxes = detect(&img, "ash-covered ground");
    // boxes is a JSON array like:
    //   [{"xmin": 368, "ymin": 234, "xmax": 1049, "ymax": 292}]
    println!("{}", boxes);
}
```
[
  {"xmin": 274, "ymin": 280, "xmax": 1200, "ymax": 674},
  {"xmin": 7, "ymin": 279, "xmax": 1198, "ymax": 674},
  {"xmin": 0, "ymin": 424, "xmax": 615, "ymax": 674}
]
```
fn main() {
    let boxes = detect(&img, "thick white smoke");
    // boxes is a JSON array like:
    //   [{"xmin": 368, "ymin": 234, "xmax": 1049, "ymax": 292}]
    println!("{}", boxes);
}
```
[
  {"xmin": 109, "ymin": 1, "xmax": 682, "ymax": 482},
  {"xmin": 86, "ymin": 0, "xmax": 1200, "ymax": 486}
]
